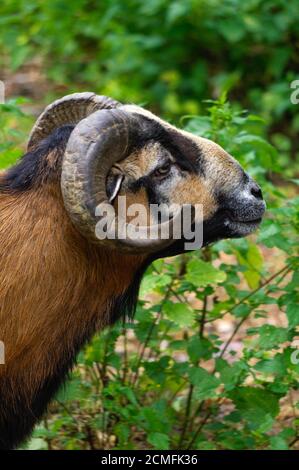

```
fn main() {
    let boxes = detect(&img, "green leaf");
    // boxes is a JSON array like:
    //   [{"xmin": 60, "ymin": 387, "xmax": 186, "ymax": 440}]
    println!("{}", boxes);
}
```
[
  {"xmin": 254, "ymin": 354, "xmax": 287, "ymax": 377},
  {"xmin": 56, "ymin": 376, "xmax": 82, "ymax": 403},
  {"xmin": 144, "ymin": 356, "xmax": 170, "ymax": 384},
  {"xmin": 248, "ymin": 242, "xmax": 263, "ymax": 268},
  {"xmin": 218, "ymin": 18, "xmax": 246, "ymax": 43},
  {"xmin": 140, "ymin": 272, "xmax": 172, "ymax": 297},
  {"xmin": 257, "ymin": 223, "xmax": 280, "ymax": 243},
  {"xmin": 163, "ymin": 302, "xmax": 195, "ymax": 327},
  {"xmin": 244, "ymin": 271, "xmax": 260, "ymax": 289},
  {"xmin": 229, "ymin": 387, "xmax": 280, "ymax": 430},
  {"xmin": 186, "ymin": 258, "xmax": 226, "ymax": 287},
  {"xmin": 148, "ymin": 432, "xmax": 170, "ymax": 450},
  {"xmin": 189, "ymin": 366, "xmax": 220, "ymax": 399},
  {"xmin": 269, "ymin": 435, "xmax": 289, "ymax": 450},
  {"xmin": 237, "ymin": 242, "xmax": 263, "ymax": 289},
  {"xmin": 141, "ymin": 405, "xmax": 171, "ymax": 434},
  {"xmin": 216, "ymin": 359, "xmax": 247, "ymax": 390},
  {"xmin": 286, "ymin": 303, "xmax": 299, "ymax": 329},
  {"xmin": 26, "ymin": 437, "xmax": 48, "ymax": 450},
  {"xmin": 187, "ymin": 336, "xmax": 215, "ymax": 362},
  {"xmin": 249, "ymin": 325, "xmax": 290, "ymax": 349},
  {"xmin": 234, "ymin": 304, "xmax": 252, "ymax": 318}
]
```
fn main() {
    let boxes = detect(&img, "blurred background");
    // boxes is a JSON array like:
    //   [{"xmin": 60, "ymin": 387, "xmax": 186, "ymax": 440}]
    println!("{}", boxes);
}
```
[
  {"xmin": 1, "ymin": 0, "xmax": 299, "ymax": 164},
  {"xmin": 0, "ymin": 0, "xmax": 298, "ymax": 451}
]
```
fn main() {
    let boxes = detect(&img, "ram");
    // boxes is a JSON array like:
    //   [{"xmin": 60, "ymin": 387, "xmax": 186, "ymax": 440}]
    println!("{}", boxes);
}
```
[{"xmin": 0, "ymin": 93, "xmax": 265, "ymax": 449}]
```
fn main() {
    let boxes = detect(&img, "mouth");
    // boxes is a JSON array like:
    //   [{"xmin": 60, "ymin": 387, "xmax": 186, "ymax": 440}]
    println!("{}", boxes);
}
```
[
  {"xmin": 203, "ymin": 204, "xmax": 265, "ymax": 243},
  {"xmin": 233, "ymin": 217, "xmax": 262, "ymax": 224},
  {"xmin": 151, "ymin": 203, "xmax": 265, "ymax": 260},
  {"xmin": 224, "ymin": 216, "xmax": 263, "ymax": 236},
  {"xmin": 222, "ymin": 207, "xmax": 262, "ymax": 230}
]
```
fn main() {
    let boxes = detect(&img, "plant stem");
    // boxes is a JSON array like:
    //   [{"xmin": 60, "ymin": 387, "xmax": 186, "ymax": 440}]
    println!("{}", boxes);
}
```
[
  {"xmin": 218, "ymin": 265, "xmax": 291, "ymax": 359},
  {"xmin": 122, "ymin": 326, "xmax": 128, "ymax": 384},
  {"xmin": 131, "ymin": 282, "xmax": 173, "ymax": 387},
  {"xmin": 177, "ymin": 384, "xmax": 194, "ymax": 449},
  {"xmin": 205, "ymin": 264, "xmax": 291, "ymax": 324},
  {"xmin": 187, "ymin": 408, "xmax": 212, "ymax": 449},
  {"xmin": 289, "ymin": 436, "xmax": 299, "ymax": 448},
  {"xmin": 199, "ymin": 295, "xmax": 208, "ymax": 338}
]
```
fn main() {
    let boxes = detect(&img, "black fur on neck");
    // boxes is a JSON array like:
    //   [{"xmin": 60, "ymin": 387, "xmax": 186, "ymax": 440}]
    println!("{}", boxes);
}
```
[{"xmin": 0, "ymin": 125, "xmax": 75, "ymax": 193}]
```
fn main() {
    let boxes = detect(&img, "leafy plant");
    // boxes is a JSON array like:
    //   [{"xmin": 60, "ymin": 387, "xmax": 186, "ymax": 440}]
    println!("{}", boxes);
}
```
[
  {"xmin": 0, "ymin": 0, "xmax": 298, "ymax": 174},
  {"xmin": 0, "ymin": 98, "xmax": 30, "ymax": 168}
]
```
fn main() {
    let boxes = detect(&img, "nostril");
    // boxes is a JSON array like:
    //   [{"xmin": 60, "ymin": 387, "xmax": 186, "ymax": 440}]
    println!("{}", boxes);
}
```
[{"xmin": 250, "ymin": 184, "xmax": 263, "ymax": 200}]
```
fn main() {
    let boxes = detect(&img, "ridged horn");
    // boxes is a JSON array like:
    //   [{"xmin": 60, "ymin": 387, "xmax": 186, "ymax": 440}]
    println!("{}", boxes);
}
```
[
  {"xmin": 27, "ymin": 92, "xmax": 121, "ymax": 151},
  {"xmin": 61, "ymin": 108, "xmax": 178, "ymax": 253}
]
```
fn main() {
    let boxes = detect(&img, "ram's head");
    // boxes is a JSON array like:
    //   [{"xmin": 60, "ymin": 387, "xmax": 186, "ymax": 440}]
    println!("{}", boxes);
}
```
[{"xmin": 28, "ymin": 92, "xmax": 266, "ymax": 257}]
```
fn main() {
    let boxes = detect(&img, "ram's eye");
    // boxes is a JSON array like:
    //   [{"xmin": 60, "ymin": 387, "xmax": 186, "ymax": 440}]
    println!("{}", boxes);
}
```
[{"xmin": 153, "ymin": 161, "xmax": 172, "ymax": 178}]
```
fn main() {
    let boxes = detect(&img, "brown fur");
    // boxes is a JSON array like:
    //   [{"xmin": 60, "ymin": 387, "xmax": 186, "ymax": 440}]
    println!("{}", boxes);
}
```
[
  {"xmin": 172, "ymin": 174, "xmax": 217, "ymax": 219},
  {"xmin": 0, "ymin": 175, "xmax": 144, "ymax": 439}
]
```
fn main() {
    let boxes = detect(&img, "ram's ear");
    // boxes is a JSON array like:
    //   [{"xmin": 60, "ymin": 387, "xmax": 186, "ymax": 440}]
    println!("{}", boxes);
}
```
[{"xmin": 107, "ymin": 174, "xmax": 124, "ymax": 204}]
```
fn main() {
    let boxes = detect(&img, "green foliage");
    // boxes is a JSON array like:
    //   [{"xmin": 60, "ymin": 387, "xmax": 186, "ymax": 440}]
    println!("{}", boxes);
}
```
[
  {"xmin": 0, "ymin": 0, "xmax": 298, "ymax": 174},
  {"xmin": 0, "ymin": 0, "xmax": 298, "ymax": 448},
  {"xmin": 0, "ymin": 99, "xmax": 30, "ymax": 168},
  {"xmin": 10, "ymin": 98, "xmax": 296, "ymax": 450}
]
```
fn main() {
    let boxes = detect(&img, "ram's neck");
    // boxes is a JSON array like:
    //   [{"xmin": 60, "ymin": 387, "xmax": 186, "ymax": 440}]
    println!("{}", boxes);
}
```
[{"xmin": 0, "ymin": 183, "xmax": 145, "ymax": 448}]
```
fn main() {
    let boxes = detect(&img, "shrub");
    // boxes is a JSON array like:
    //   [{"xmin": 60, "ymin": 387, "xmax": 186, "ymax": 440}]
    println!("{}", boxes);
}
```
[
  {"xmin": 0, "ymin": 98, "xmax": 30, "ymax": 168},
  {"xmin": 1, "ymin": 0, "xmax": 299, "ymax": 175}
]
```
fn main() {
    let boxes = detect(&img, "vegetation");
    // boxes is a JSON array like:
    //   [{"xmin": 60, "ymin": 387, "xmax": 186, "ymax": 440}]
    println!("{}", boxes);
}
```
[{"xmin": 0, "ymin": 0, "xmax": 298, "ymax": 450}]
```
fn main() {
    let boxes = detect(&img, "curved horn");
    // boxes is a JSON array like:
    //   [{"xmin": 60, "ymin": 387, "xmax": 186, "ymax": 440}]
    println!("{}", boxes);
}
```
[
  {"xmin": 61, "ymin": 108, "xmax": 177, "ymax": 253},
  {"xmin": 27, "ymin": 92, "xmax": 121, "ymax": 151}
]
